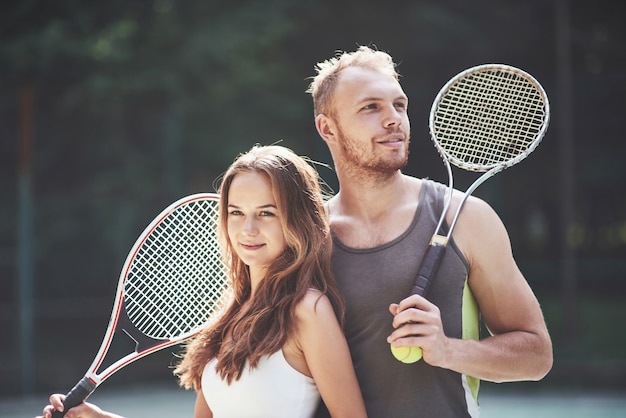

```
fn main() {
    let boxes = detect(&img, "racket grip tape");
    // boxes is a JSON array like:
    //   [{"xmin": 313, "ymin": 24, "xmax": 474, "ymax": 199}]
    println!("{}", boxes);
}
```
[
  {"xmin": 409, "ymin": 243, "xmax": 446, "ymax": 297},
  {"xmin": 51, "ymin": 377, "xmax": 96, "ymax": 418}
]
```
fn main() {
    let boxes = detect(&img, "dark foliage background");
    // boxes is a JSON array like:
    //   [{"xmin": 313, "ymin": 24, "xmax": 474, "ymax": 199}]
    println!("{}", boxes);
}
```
[{"xmin": 2, "ymin": 0, "xmax": 625, "ymax": 397}]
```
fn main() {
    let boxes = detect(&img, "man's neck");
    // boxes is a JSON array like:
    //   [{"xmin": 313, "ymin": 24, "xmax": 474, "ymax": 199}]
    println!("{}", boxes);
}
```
[{"xmin": 334, "ymin": 169, "xmax": 406, "ymax": 215}]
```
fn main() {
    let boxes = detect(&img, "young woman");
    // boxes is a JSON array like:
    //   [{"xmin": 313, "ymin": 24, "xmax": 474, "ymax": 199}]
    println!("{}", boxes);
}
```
[{"xmin": 39, "ymin": 145, "xmax": 366, "ymax": 418}]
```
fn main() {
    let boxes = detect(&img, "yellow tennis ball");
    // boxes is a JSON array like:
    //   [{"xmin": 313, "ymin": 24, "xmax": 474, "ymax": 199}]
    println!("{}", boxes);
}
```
[{"xmin": 391, "ymin": 345, "xmax": 423, "ymax": 364}]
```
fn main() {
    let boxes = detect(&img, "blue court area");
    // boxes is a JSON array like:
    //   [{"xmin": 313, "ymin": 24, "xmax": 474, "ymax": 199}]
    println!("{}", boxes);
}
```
[{"xmin": 2, "ymin": 383, "xmax": 625, "ymax": 418}]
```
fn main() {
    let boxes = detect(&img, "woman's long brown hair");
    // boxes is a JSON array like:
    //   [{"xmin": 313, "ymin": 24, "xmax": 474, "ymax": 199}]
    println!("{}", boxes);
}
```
[{"xmin": 174, "ymin": 145, "xmax": 343, "ymax": 390}]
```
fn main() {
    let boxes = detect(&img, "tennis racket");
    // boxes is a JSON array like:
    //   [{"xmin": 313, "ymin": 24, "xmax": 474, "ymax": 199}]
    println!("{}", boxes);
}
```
[
  {"xmin": 50, "ymin": 193, "xmax": 229, "ymax": 417},
  {"xmin": 391, "ymin": 64, "xmax": 550, "ymax": 363}
]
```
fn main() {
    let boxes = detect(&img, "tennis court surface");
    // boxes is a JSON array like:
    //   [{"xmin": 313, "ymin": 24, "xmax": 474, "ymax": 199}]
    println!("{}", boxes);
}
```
[{"xmin": 2, "ymin": 383, "xmax": 625, "ymax": 417}]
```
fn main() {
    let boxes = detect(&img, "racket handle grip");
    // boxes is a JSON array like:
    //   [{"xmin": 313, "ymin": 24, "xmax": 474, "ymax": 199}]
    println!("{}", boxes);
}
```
[
  {"xmin": 51, "ymin": 377, "xmax": 96, "ymax": 418},
  {"xmin": 390, "ymin": 243, "xmax": 447, "ymax": 364},
  {"xmin": 409, "ymin": 243, "xmax": 446, "ymax": 297}
]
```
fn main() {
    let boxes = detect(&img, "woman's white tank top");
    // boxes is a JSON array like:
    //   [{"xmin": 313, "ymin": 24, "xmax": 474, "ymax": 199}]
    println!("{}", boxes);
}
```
[{"xmin": 201, "ymin": 350, "xmax": 320, "ymax": 418}]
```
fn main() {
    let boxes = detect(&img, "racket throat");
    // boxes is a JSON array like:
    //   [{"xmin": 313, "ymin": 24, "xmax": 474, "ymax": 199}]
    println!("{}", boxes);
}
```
[
  {"xmin": 117, "ymin": 308, "xmax": 169, "ymax": 352},
  {"xmin": 430, "ymin": 234, "xmax": 449, "ymax": 246}
]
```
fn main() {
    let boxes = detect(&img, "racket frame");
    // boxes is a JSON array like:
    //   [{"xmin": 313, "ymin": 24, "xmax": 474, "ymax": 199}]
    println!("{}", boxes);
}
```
[
  {"xmin": 91, "ymin": 193, "xmax": 221, "ymax": 384},
  {"xmin": 51, "ymin": 193, "xmax": 224, "ymax": 417}
]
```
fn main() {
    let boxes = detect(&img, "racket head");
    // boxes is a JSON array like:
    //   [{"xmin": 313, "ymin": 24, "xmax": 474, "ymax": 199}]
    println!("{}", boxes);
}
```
[
  {"xmin": 87, "ymin": 193, "xmax": 230, "ymax": 383},
  {"xmin": 429, "ymin": 64, "xmax": 550, "ymax": 173}
]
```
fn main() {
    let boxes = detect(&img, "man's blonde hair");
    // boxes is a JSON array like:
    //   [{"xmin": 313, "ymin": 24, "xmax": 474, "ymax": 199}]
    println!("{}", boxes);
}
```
[{"xmin": 306, "ymin": 46, "xmax": 400, "ymax": 117}]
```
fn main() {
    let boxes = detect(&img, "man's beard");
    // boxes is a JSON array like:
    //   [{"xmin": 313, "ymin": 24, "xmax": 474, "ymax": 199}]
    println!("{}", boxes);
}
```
[{"xmin": 336, "ymin": 124, "xmax": 410, "ymax": 176}]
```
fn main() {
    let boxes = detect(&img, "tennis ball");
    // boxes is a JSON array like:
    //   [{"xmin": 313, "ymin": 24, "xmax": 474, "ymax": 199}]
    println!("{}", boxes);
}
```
[{"xmin": 391, "ymin": 345, "xmax": 423, "ymax": 364}]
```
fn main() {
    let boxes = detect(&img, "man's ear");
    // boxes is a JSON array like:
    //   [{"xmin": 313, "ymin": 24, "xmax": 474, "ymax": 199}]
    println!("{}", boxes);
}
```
[{"xmin": 315, "ymin": 114, "xmax": 337, "ymax": 145}]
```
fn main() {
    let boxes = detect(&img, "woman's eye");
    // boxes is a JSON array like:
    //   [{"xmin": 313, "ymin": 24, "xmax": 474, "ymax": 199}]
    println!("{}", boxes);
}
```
[{"xmin": 260, "ymin": 211, "xmax": 275, "ymax": 217}]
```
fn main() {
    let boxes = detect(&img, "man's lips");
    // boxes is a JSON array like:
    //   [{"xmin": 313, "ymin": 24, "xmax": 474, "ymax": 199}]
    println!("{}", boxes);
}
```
[
  {"xmin": 377, "ymin": 132, "xmax": 406, "ymax": 143},
  {"xmin": 377, "ymin": 136, "xmax": 405, "ymax": 147}
]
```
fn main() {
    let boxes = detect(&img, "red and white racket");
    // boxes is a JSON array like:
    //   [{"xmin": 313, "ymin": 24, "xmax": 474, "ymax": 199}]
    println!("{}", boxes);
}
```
[
  {"xmin": 51, "ymin": 193, "xmax": 229, "ymax": 417},
  {"xmin": 391, "ymin": 64, "xmax": 550, "ymax": 363}
]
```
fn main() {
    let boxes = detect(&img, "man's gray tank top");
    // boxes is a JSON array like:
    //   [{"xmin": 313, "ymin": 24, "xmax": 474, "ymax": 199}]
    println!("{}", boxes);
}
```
[{"xmin": 320, "ymin": 180, "xmax": 480, "ymax": 418}]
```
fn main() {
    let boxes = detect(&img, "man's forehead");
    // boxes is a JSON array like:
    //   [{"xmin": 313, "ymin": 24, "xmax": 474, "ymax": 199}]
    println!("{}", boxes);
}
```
[{"xmin": 336, "ymin": 67, "xmax": 405, "ymax": 100}]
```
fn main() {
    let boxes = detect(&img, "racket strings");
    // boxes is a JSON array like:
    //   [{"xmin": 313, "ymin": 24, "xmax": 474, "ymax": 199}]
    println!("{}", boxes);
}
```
[
  {"xmin": 129, "ymin": 207, "xmax": 224, "ymax": 338},
  {"xmin": 433, "ymin": 68, "xmax": 547, "ymax": 171},
  {"xmin": 124, "ymin": 198, "xmax": 228, "ymax": 340}
]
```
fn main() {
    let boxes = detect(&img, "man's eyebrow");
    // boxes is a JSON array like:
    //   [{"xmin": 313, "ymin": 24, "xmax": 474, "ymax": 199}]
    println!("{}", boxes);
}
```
[{"xmin": 357, "ymin": 95, "xmax": 408, "ymax": 103}]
